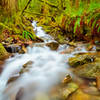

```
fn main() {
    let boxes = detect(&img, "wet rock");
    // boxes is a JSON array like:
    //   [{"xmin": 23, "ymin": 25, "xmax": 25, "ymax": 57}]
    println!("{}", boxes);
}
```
[
  {"xmin": 16, "ymin": 88, "xmax": 24, "ymax": 100},
  {"xmin": 74, "ymin": 62, "xmax": 100, "ymax": 79},
  {"xmin": 68, "ymin": 89, "xmax": 100, "ymax": 100},
  {"xmin": 68, "ymin": 53, "xmax": 96, "ymax": 67},
  {"xmin": 8, "ymin": 75, "xmax": 19, "ymax": 84},
  {"xmin": 23, "ymin": 61, "xmax": 33, "ymax": 68},
  {"xmin": 68, "ymin": 53, "xmax": 100, "ymax": 79},
  {"xmin": 81, "ymin": 85, "xmax": 100, "ymax": 96},
  {"xmin": 0, "ymin": 60, "xmax": 4, "ymax": 73},
  {"xmin": 3, "ymin": 44, "xmax": 22, "ymax": 53},
  {"xmin": 36, "ymin": 37, "xmax": 44, "ymax": 42},
  {"xmin": 62, "ymin": 82, "xmax": 78, "ymax": 100},
  {"xmin": 20, "ymin": 61, "xmax": 33, "ymax": 74},
  {"xmin": 0, "ymin": 43, "xmax": 9, "ymax": 60},
  {"xmin": 62, "ymin": 74, "xmax": 72, "ymax": 84},
  {"xmin": 46, "ymin": 42, "xmax": 59, "ymax": 50},
  {"xmin": 18, "ymin": 45, "xmax": 27, "ymax": 54}
]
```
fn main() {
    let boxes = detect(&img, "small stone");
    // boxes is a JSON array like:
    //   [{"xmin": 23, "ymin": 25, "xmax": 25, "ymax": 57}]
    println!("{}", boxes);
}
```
[{"xmin": 62, "ymin": 74, "xmax": 72, "ymax": 84}]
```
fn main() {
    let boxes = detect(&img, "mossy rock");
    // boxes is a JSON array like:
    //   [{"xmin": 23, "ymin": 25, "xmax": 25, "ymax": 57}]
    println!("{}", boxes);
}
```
[
  {"xmin": 68, "ymin": 89, "xmax": 100, "ymax": 100},
  {"xmin": 68, "ymin": 53, "xmax": 100, "ymax": 79},
  {"xmin": 74, "ymin": 62, "xmax": 100, "ymax": 79},
  {"xmin": 68, "ymin": 53, "xmax": 96, "ymax": 67},
  {"xmin": 62, "ymin": 82, "xmax": 78, "ymax": 100},
  {"xmin": 0, "ymin": 43, "xmax": 9, "ymax": 60}
]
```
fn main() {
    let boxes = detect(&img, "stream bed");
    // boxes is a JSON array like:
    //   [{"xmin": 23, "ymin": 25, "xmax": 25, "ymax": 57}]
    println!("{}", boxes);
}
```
[{"xmin": 0, "ymin": 21, "xmax": 100, "ymax": 100}]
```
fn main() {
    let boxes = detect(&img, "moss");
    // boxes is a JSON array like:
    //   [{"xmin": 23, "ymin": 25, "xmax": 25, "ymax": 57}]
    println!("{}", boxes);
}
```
[
  {"xmin": 68, "ymin": 53, "xmax": 100, "ymax": 79},
  {"xmin": 0, "ymin": 35, "xmax": 4, "ymax": 42},
  {"xmin": 74, "ymin": 62, "xmax": 100, "ymax": 79},
  {"xmin": 68, "ymin": 54, "xmax": 96, "ymax": 67},
  {"xmin": 0, "ymin": 43, "xmax": 9, "ymax": 60}
]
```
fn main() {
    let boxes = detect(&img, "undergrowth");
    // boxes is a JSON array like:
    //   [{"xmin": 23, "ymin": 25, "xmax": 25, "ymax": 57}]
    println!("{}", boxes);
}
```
[{"xmin": 0, "ymin": 0, "xmax": 100, "ymax": 43}]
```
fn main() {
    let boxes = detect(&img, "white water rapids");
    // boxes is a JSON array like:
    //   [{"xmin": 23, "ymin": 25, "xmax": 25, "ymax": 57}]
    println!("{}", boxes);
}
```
[{"xmin": 0, "ymin": 21, "xmax": 88, "ymax": 100}]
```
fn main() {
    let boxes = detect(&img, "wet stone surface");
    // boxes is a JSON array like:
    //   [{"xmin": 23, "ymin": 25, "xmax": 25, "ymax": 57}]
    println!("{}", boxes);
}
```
[{"xmin": 68, "ymin": 53, "xmax": 100, "ymax": 79}]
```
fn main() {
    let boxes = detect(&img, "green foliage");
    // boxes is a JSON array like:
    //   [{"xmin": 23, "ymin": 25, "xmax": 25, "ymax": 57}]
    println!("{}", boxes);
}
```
[
  {"xmin": 74, "ymin": 18, "xmax": 81, "ymax": 33},
  {"xmin": 1, "ymin": 0, "xmax": 100, "ymax": 42},
  {"xmin": 22, "ymin": 30, "xmax": 36, "ymax": 40}
]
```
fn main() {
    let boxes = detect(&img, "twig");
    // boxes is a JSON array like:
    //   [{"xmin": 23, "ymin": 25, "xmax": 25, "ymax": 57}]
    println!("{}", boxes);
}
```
[
  {"xmin": 22, "ymin": 0, "xmax": 32, "ymax": 14},
  {"xmin": 24, "ymin": 11, "xmax": 53, "ymax": 17},
  {"xmin": 38, "ymin": 0, "xmax": 58, "ymax": 9}
]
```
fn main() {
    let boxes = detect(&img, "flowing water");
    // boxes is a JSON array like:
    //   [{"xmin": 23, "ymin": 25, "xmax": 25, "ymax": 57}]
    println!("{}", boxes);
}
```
[{"xmin": 0, "ymin": 21, "xmax": 88, "ymax": 100}]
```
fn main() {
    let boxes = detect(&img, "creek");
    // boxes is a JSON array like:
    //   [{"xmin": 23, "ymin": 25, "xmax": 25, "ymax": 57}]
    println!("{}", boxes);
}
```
[{"xmin": 0, "ymin": 21, "xmax": 88, "ymax": 100}]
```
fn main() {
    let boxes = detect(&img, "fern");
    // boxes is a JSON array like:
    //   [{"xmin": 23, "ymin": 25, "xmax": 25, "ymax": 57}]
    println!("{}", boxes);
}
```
[
  {"xmin": 22, "ymin": 30, "xmax": 36, "ymax": 40},
  {"xmin": 74, "ymin": 17, "xmax": 81, "ymax": 33}
]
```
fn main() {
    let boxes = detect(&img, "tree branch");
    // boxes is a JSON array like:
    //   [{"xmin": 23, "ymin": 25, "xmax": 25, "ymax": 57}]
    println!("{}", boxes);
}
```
[
  {"xmin": 38, "ymin": 0, "xmax": 58, "ymax": 9},
  {"xmin": 22, "ymin": 0, "xmax": 32, "ymax": 14}
]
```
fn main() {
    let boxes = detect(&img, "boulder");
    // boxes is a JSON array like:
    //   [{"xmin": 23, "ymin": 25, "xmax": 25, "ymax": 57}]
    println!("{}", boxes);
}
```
[
  {"xmin": 68, "ymin": 53, "xmax": 100, "ymax": 79},
  {"xmin": 68, "ymin": 53, "xmax": 96, "ymax": 67},
  {"xmin": 74, "ymin": 62, "xmax": 100, "ymax": 79},
  {"xmin": 3, "ymin": 44, "xmax": 22, "ymax": 53},
  {"xmin": 46, "ymin": 42, "xmax": 59, "ymax": 50}
]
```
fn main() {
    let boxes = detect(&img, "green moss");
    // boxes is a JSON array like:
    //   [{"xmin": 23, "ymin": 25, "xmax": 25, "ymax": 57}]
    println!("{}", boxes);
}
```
[
  {"xmin": 74, "ymin": 62, "xmax": 100, "ymax": 79},
  {"xmin": 68, "ymin": 53, "xmax": 100, "ymax": 79},
  {"xmin": 68, "ymin": 54, "xmax": 96, "ymax": 67},
  {"xmin": 0, "ymin": 43, "xmax": 9, "ymax": 60},
  {"xmin": 0, "ymin": 35, "xmax": 4, "ymax": 42}
]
